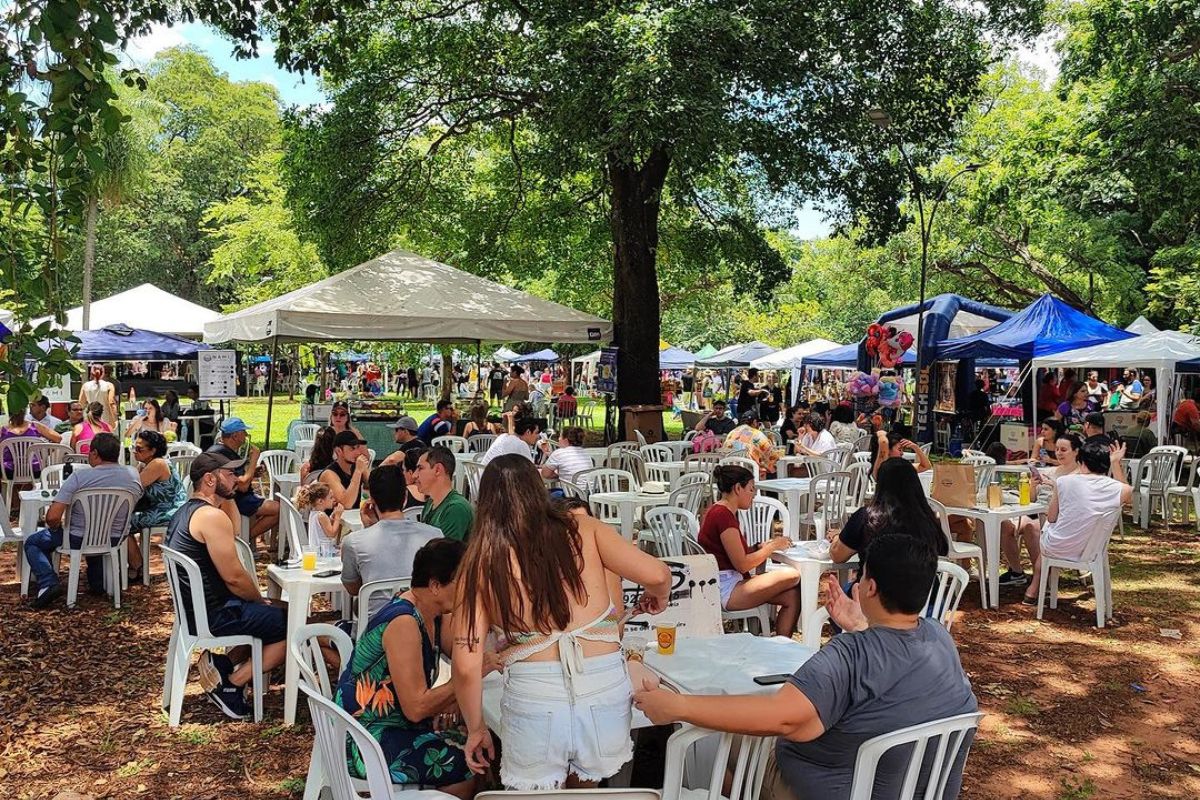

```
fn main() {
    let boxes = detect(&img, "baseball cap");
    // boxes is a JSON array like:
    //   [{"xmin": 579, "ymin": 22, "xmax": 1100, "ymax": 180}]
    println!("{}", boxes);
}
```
[
  {"xmin": 189, "ymin": 451, "xmax": 246, "ymax": 484},
  {"xmin": 220, "ymin": 417, "xmax": 252, "ymax": 435},
  {"xmin": 334, "ymin": 430, "xmax": 368, "ymax": 448},
  {"xmin": 390, "ymin": 415, "xmax": 419, "ymax": 432}
]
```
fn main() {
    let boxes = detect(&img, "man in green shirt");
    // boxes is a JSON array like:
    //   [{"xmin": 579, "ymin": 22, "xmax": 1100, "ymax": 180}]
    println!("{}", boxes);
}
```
[{"xmin": 415, "ymin": 445, "xmax": 474, "ymax": 541}]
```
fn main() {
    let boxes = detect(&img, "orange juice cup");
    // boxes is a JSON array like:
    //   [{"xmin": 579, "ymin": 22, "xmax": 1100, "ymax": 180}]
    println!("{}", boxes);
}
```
[
  {"xmin": 655, "ymin": 622, "xmax": 677, "ymax": 655},
  {"xmin": 301, "ymin": 548, "xmax": 317, "ymax": 571}
]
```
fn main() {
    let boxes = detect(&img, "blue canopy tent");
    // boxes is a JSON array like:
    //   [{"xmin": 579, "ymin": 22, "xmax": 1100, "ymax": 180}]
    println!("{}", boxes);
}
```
[
  {"xmin": 936, "ymin": 294, "xmax": 1134, "ymax": 361},
  {"xmin": 512, "ymin": 348, "xmax": 559, "ymax": 363},
  {"xmin": 806, "ymin": 342, "xmax": 916, "ymax": 368},
  {"xmin": 659, "ymin": 346, "xmax": 696, "ymax": 370},
  {"xmin": 48, "ymin": 324, "xmax": 212, "ymax": 360}
]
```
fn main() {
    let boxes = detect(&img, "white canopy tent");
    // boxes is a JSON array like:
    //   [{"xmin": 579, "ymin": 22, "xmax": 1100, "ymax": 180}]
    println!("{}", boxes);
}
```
[
  {"xmin": 1033, "ymin": 330, "xmax": 1200, "ymax": 441},
  {"xmin": 34, "ymin": 283, "xmax": 220, "ymax": 338},
  {"xmin": 750, "ymin": 338, "xmax": 842, "ymax": 404},
  {"xmin": 884, "ymin": 307, "xmax": 1004, "ymax": 340},
  {"xmin": 204, "ymin": 248, "xmax": 612, "ymax": 344},
  {"xmin": 1125, "ymin": 316, "xmax": 1160, "ymax": 335}
]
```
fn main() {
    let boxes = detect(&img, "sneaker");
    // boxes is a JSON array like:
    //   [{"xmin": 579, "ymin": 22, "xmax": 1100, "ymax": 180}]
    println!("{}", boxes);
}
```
[
  {"xmin": 207, "ymin": 679, "xmax": 250, "ymax": 720},
  {"xmin": 198, "ymin": 651, "xmax": 234, "ymax": 694},
  {"xmin": 998, "ymin": 570, "xmax": 1029, "ymax": 587},
  {"xmin": 1021, "ymin": 594, "xmax": 1038, "ymax": 606},
  {"xmin": 31, "ymin": 583, "xmax": 64, "ymax": 609}
]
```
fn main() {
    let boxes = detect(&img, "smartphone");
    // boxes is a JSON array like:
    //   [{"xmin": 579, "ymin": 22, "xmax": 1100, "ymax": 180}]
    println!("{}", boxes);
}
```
[
  {"xmin": 313, "ymin": 569, "xmax": 341, "ymax": 578},
  {"xmin": 1028, "ymin": 464, "xmax": 1043, "ymax": 482},
  {"xmin": 752, "ymin": 674, "xmax": 791, "ymax": 686}
]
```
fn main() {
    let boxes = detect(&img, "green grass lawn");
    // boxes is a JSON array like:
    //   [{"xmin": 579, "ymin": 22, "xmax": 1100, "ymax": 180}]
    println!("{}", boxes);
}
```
[{"xmin": 226, "ymin": 395, "xmax": 686, "ymax": 449}]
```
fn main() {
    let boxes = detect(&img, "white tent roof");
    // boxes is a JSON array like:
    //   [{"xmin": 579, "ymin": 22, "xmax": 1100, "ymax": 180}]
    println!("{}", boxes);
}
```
[
  {"xmin": 886, "ymin": 308, "xmax": 1002, "ymax": 339},
  {"xmin": 0, "ymin": 308, "xmax": 12, "ymax": 329},
  {"xmin": 34, "ymin": 284, "xmax": 220, "ymax": 338},
  {"xmin": 493, "ymin": 346, "xmax": 522, "ymax": 362},
  {"xmin": 1033, "ymin": 330, "xmax": 1200, "ymax": 370},
  {"xmin": 572, "ymin": 350, "xmax": 601, "ymax": 365},
  {"xmin": 750, "ymin": 338, "xmax": 842, "ymax": 370},
  {"xmin": 1125, "ymin": 315, "xmax": 1159, "ymax": 335},
  {"xmin": 204, "ymin": 248, "xmax": 612, "ymax": 344}
]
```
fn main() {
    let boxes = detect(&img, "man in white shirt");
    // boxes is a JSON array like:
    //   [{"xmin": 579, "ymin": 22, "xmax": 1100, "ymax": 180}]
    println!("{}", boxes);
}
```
[
  {"xmin": 1021, "ymin": 439, "xmax": 1131, "ymax": 604},
  {"xmin": 539, "ymin": 426, "xmax": 593, "ymax": 487},
  {"xmin": 480, "ymin": 413, "xmax": 543, "ymax": 466},
  {"xmin": 795, "ymin": 412, "xmax": 837, "ymax": 457},
  {"xmin": 29, "ymin": 395, "xmax": 62, "ymax": 430}
]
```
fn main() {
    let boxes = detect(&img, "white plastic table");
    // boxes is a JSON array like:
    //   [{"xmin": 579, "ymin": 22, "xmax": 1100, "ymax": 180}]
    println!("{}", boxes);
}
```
[
  {"xmin": 274, "ymin": 473, "xmax": 301, "ymax": 502},
  {"xmin": 941, "ymin": 499, "xmax": 1048, "ymax": 609},
  {"xmin": 645, "ymin": 460, "xmax": 686, "ymax": 485},
  {"xmin": 644, "ymin": 632, "xmax": 816, "ymax": 695},
  {"xmin": 771, "ymin": 542, "xmax": 858, "ymax": 635},
  {"xmin": 588, "ymin": 490, "xmax": 673, "ymax": 539},
  {"xmin": 659, "ymin": 441, "xmax": 696, "ymax": 459},
  {"xmin": 342, "ymin": 509, "xmax": 364, "ymax": 532},
  {"xmin": 754, "ymin": 478, "xmax": 812, "ymax": 539},
  {"xmin": 16, "ymin": 488, "xmax": 57, "ymax": 595},
  {"xmin": 582, "ymin": 447, "xmax": 609, "ymax": 467},
  {"xmin": 266, "ymin": 560, "xmax": 350, "ymax": 725}
]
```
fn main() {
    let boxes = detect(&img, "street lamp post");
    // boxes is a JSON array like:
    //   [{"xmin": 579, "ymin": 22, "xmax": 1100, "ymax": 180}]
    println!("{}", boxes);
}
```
[{"xmin": 867, "ymin": 108, "xmax": 979, "ymax": 442}]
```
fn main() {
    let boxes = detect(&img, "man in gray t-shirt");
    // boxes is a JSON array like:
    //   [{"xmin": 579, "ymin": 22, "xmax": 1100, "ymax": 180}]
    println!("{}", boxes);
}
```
[
  {"xmin": 25, "ymin": 432, "xmax": 143, "ymax": 607},
  {"xmin": 342, "ymin": 464, "xmax": 442, "ymax": 618},
  {"xmin": 632, "ymin": 535, "xmax": 979, "ymax": 800}
]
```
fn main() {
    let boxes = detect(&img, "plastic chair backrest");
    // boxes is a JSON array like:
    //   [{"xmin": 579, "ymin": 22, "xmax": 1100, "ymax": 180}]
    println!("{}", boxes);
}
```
[
  {"xmin": 828, "ymin": 442, "xmax": 855, "ymax": 467},
  {"xmin": 462, "ymin": 461, "xmax": 486, "ymax": 500},
  {"xmin": 293, "ymin": 623, "xmax": 354, "ymax": 699},
  {"xmin": 1141, "ymin": 449, "xmax": 1183, "ymax": 491},
  {"xmin": 668, "ymin": 480, "xmax": 710, "ymax": 518},
  {"xmin": 278, "ymin": 495, "xmax": 307, "ymax": 555},
  {"xmin": 161, "ymin": 545, "xmax": 216, "ymax": 638},
  {"xmin": 853, "ymin": 433, "xmax": 873, "ymax": 453},
  {"xmin": 961, "ymin": 455, "xmax": 996, "ymax": 493},
  {"xmin": 259, "ymin": 449, "xmax": 297, "ymax": 486},
  {"xmin": 580, "ymin": 468, "xmax": 635, "ymax": 495},
  {"xmin": 0, "ymin": 436, "xmax": 40, "ymax": 482},
  {"xmin": 635, "ymin": 429, "xmax": 649, "ymax": 448},
  {"xmin": 851, "ymin": 451, "xmax": 873, "ymax": 465},
  {"xmin": 432, "ymin": 435, "xmax": 468, "ymax": 453},
  {"xmin": 720, "ymin": 455, "xmax": 760, "ymax": 477},
  {"xmin": 168, "ymin": 454, "xmax": 197, "ymax": 484},
  {"xmin": 806, "ymin": 471, "xmax": 851, "ymax": 530},
  {"xmin": 846, "ymin": 461, "xmax": 872, "ymax": 508},
  {"xmin": 302, "ymin": 684, "xmax": 398, "ymax": 800},
  {"xmin": 233, "ymin": 537, "xmax": 257, "ymax": 582},
  {"xmin": 798, "ymin": 456, "xmax": 838, "ymax": 476},
  {"xmin": 613, "ymin": 450, "xmax": 647, "ymax": 486},
  {"xmin": 847, "ymin": 712, "xmax": 983, "ymax": 800},
  {"xmin": 662, "ymin": 724, "xmax": 776, "ymax": 800},
  {"xmin": 683, "ymin": 453, "xmax": 722, "ymax": 474},
  {"xmin": 641, "ymin": 444, "xmax": 674, "ymax": 464},
  {"xmin": 644, "ymin": 507, "xmax": 701, "ymax": 558},
  {"xmin": 354, "ymin": 577, "xmax": 414, "ymax": 639},
  {"xmin": 167, "ymin": 442, "xmax": 202, "ymax": 458},
  {"xmin": 62, "ymin": 488, "xmax": 138, "ymax": 552},
  {"xmin": 927, "ymin": 561, "xmax": 969, "ymax": 631},
  {"xmin": 605, "ymin": 441, "xmax": 641, "ymax": 467},
  {"xmin": 293, "ymin": 423, "xmax": 322, "ymax": 443},
  {"xmin": 40, "ymin": 464, "xmax": 66, "ymax": 491},
  {"xmin": 402, "ymin": 506, "xmax": 423, "ymax": 521},
  {"xmin": 467, "ymin": 434, "xmax": 496, "ymax": 453},
  {"xmin": 738, "ymin": 495, "xmax": 789, "ymax": 548},
  {"xmin": 925, "ymin": 498, "xmax": 957, "ymax": 556},
  {"xmin": 29, "ymin": 442, "xmax": 72, "ymax": 469}
]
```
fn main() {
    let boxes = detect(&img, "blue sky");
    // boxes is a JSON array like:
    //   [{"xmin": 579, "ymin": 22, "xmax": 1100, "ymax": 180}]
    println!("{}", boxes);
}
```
[{"xmin": 124, "ymin": 24, "xmax": 1061, "ymax": 241}]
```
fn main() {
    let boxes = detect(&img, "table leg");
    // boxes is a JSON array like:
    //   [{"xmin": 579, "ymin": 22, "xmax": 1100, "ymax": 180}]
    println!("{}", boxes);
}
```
[
  {"xmin": 798, "ymin": 562, "xmax": 821, "ymax": 634},
  {"xmin": 787, "ymin": 491, "xmax": 805, "ymax": 540},
  {"xmin": 985, "ymin": 519, "xmax": 1001, "ymax": 609},
  {"xmin": 282, "ymin": 580, "xmax": 312, "ymax": 725},
  {"xmin": 18, "ymin": 500, "xmax": 44, "ymax": 597},
  {"xmin": 620, "ymin": 500, "xmax": 636, "ymax": 541}
]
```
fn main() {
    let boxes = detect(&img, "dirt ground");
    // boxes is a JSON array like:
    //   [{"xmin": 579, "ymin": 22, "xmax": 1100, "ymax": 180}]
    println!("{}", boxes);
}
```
[{"xmin": 0, "ymin": 519, "xmax": 1197, "ymax": 800}]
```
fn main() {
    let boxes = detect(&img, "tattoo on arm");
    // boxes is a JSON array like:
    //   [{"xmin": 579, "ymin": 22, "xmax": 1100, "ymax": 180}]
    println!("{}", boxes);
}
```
[{"xmin": 453, "ymin": 635, "xmax": 481, "ymax": 650}]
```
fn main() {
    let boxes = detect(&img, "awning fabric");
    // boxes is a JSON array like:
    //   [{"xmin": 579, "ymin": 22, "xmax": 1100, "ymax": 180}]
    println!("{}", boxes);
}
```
[
  {"xmin": 204, "ymin": 248, "xmax": 612, "ymax": 344},
  {"xmin": 936, "ymin": 295, "xmax": 1134, "ymax": 361},
  {"xmin": 659, "ymin": 346, "xmax": 696, "ymax": 370},
  {"xmin": 750, "ymin": 339, "xmax": 842, "ymax": 370},
  {"xmin": 695, "ymin": 341, "xmax": 778, "ymax": 368},
  {"xmin": 493, "ymin": 347, "xmax": 522, "ymax": 362},
  {"xmin": 692, "ymin": 344, "xmax": 720, "ymax": 360},
  {"xmin": 572, "ymin": 350, "xmax": 601, "ymax": 365},
  {"xmin": 49, "ymin": 324, "xmax": 212, "ymax": 360},
  {"xmin": 805, "ymin": 342, "xmax": 916, "ymax": 368},
  {"xmin": 1125, "ymin": 316, "xmax": 1160, "ymax": 335},
  {"xmin": 512, "ymin": 348, "xmax": 558, "ymax": 362},
  {"xmin": 1034, "ymin": 330, "xmax": 1200, "ymax": 371},
  {"xmin": 34, "ymin": 284, "xmax": 220, "ymax": 338}
]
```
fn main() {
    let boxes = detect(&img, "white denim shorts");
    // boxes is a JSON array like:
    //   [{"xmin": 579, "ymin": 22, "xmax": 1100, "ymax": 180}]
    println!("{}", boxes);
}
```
[
  {"xmin": 718, "ymin": 569, "xmax": 744, "ymax": 608},
  {"xmin": 499, "ymin": 650, "xmax": 633, "ymax": 789}
]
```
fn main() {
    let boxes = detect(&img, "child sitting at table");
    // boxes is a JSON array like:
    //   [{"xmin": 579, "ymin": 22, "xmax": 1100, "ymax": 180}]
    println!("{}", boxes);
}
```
[{"xmin": 295, "ymin": 482, "xmax": 344, "ymax": 553}]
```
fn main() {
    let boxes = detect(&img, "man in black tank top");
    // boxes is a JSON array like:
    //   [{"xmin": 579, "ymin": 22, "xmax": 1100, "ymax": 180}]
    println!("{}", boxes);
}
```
[
  {"xmin": 318, "ymin": 430, "xmax": 371, "ymax": 509},
  {"xmin": 165, "ymin": 451, "xmax": 291, "ymax": 721}
]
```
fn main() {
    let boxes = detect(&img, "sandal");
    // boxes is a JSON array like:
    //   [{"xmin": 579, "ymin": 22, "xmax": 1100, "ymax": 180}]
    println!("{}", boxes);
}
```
[{"xmin": 1021, "ymin": 594, "xmax": 1038, "ymax": 606}]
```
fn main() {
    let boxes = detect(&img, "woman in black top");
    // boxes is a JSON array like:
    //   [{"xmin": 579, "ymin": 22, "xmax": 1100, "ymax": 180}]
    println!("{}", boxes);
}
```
[
  {"xmin": 779, "ymin": 405, "xmax": 806, "ymax": 445},
  {"xmin": 831, "ymin": 457, "xmax": 947, "ymax": 563}
]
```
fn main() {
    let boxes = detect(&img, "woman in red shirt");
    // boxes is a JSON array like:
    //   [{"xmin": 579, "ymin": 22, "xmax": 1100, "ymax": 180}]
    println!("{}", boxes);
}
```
[{"xmin": 697, "ymin": 465, "xmax": 803, "ymax": 636}]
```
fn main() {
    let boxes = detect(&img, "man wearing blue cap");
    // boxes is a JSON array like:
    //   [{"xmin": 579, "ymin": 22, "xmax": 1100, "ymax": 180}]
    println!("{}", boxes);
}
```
[{"xmin": 206, "ymin": 417, "xmax": 279, "ymax": 551}]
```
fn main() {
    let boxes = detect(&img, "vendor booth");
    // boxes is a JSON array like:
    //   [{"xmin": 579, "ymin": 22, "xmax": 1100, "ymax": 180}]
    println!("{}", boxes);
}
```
[
  {"xmin": 511, "ymin": 348, "xmax": 559, "ymax": 363},
  {"xmin": 204, "ymin": 247, "xmax": 611, "ymax": 456},
  {"xmin": 33, "ymin": 283, "xmax": 220, "ymax": 338},
  {"xmin": 695, "ymin": 341, "xmax": 778, "ymax": 368},
  {"xmin": 1126, "ymin": 316, "xmax": 1160, "ymax": 335},
  {"xmin": 750, "ymin": 338, "xmax": 841, "ymax": 403}
]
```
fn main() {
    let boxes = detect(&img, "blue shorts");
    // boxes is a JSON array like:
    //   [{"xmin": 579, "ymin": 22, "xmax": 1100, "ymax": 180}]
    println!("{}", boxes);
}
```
[
  {"xmin": 235, "ymin": 491, "xmax": 265, "ymax": 518},
  {"xmin": 208, "ymin": 598, "xmax": 287, "ymax": 644}
]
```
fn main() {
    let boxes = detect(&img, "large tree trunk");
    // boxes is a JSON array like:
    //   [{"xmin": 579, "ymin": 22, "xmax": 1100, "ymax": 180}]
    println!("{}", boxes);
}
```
[
  {"xmin": 440, "ymin": 344, "xmax": 454, "ymax": 401},
  {"xmin": 607, "ymin": 147, "xmax": 670, "ymax": 408},
  {"xmin": 82, "ymin": 195, "xmax": 98, "ymax": 330}
]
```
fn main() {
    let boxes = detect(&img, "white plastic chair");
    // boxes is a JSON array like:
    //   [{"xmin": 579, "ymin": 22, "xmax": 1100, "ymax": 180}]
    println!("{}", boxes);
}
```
[
  {"xmin": 293, "ymin": 423, "xmax": 322, "ymax": 444},
  {"xmin": 167, "ymin": 442, "xmax": 202, "ymax": 458},
  {"xmin": 668, "ymin": 475, "xmax": 711, "ymax": 519},
  {"xmin": 29, "ymin": 441, "xmax": 72, "ymax": 471},
  {"xmin": 828, "ymin": 442, "xmax": 855, "ymax": 468},
  {"xmin": 643, "ymin": 507, "xmax": 704, "ymax": 558},
  {"xmin": 57, "ymin": 488, "xmax": 138, "ymax": 608},
  {"xmin": 927, "ymin": 498, "xmax": 987, "ymax": 609},
  {"xmin": 279, "ymin": 495, "xmax": 308, "ymax": 560},
  {"xmin": 1, "ymin": 494, "xmax": 25, "ymax": 591},
  {"xmin": 483, "ymin": 791, "xmax": 658, "ymax": 800},
  {"xmin": 719, "ymin": 455, "xmax": 760, "ymax": 478},
  {"xmin": 462, "ymin": 461, "xmax": 485, "ymax": 502},
  {"xmin": 635, "ymin": 429, "xmax": 649, "ymax": 448},
  {"xmin": 960, "ymin": 455, "xmax": 996, "ymax": 495},
  {"xmin": 802, "ymin": 471, "xmax": 851, "ymax": 540},
  {"xmin": 354, "ymin": 577, "xmax": 412, "ymax": 640},
  {"xmin": 39, "ymin": 463, "xmax": 66, "ymax": 491},
  {"xmin": 294, "ymin": 623, "xmax": 355, "ymax": 800},
  {"xmin": 795, "ymin": 455, "xmax": 838, "ymax": 477},
  {"xmin": 1035, "ymin": 506, "xmax": 1121, "ymax": 628},
  {"xmin": 847, "ymin": 712, "xmax": 983, "ymax": 800},
  {"xmin": 259, "ymin": 450, "xmax": 298, "ymax": 500},
  {"xmin": 738, "ymin": 496, "xmax": 790, "ymax": 548},
  {"xmin": 302, "ymin": 684, "xmax": 458, "ymax": 800},
  {"xmin": 845, "ymin": 461, "xmax": 872, "ymax": 510},
  {"xmin": 683, "ymin": 453, "xmax": 722, "ymax": 476},
  {"xmin": 432, "ymin": 435, "xmax": 469, "ymax": 453},
  {"xmin": 852, "ymin": 433, "xmax": 873, "ymax": 453},
  {"xmin": 661, "ymin": 724, "xmax": 774, "ymax": 800},
  {"xmin": 168, "ymin": 454, "xmax": 198, "ymax": 484},
  {"xmin": 611, "ymin": 450, "xmax": 647, "ymax": 487},
  {"xmin": 1, "ymin": 436, "xmax": 40, "ymax": 510},
  {"xmin": 295, "ymin": 439, "xmax": 315, "ymax": 466},
  {"xmin": 604, "ymin": 441, "xmax": 641, "ymax": 469},
  {"xmin": 467, "ymin": 434, "xmax": 496, "ymax": 453},
  {"xmin": 851, "ymin": 451, "xmax": 873, "ymax": 465},
  {"xmin": 585, "ymin": 469, "xmax": 637, "ymax": 526},
  {"xmin": 1133, "ymin": 447, "xmax": 1185, "ymax": 528},
  {"xmin": 160, "ymin": 545, "xmax": 265, "ymax": 725}
]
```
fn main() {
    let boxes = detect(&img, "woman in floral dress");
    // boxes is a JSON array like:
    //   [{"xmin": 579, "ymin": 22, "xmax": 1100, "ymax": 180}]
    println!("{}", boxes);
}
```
[{"xmin": 336, "ymin": 539, "xmax": 482, "ymax": 797}]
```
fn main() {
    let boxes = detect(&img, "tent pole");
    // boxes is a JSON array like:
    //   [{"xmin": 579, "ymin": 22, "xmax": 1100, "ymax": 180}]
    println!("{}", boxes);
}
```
[
  {"xmin": 264, "ymin": 334, "xmax": 280, "ymax": 449},
  {"xmin": 476, "ymin": 340, "xmax": 482, "ymax": 397}
]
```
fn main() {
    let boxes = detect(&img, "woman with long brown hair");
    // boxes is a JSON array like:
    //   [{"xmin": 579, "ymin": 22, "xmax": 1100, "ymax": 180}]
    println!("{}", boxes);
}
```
[{"xmin": 452, "ymin": 454, "xmax": 671, "ymax": 790}]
